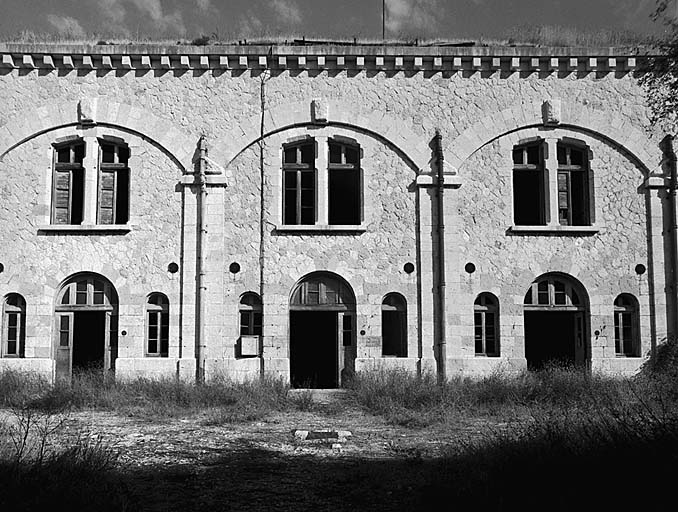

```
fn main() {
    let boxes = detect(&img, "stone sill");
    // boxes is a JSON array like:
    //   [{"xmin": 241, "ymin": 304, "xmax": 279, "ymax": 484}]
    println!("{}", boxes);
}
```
[
  {"xmin": 508, "ymin": 225, "xmax": 600, "ymax": 235},
  {"xmin": 274, "ymin": 224, "xmax": 367, "ymax": 234},
  {"xmin": 38, "ymin": 224, "xmax": 132, "ymax": 234}
]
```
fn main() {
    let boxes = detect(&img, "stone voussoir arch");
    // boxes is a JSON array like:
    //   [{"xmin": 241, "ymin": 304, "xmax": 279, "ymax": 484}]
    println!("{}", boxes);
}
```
[
  {"xmin": 0, "ymin": 99, "xmax": 225, "ymax": 173},
  {"xmin": 217, "ymin": 99, "xmax": 431, "ymax": 174},
  {"xmin": 447, "ymin": 100, "xmax": 658, "ymax": 176}
]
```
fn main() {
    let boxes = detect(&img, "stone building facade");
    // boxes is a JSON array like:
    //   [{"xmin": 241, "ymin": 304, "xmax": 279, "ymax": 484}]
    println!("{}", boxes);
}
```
[{"xmin": 0, "ymin": 43, "xmax": 674, "ymax": 385}]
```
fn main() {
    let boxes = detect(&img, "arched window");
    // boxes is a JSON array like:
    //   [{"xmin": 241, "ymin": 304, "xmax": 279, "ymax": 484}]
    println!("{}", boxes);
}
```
[
  {"xmin": 239, "ymin": 293, "xmax": 262, "ymax": 337},
  {"xmin": 52, "ymin": 139, "xmax": 85, "ymax": 225},
  {"xmin": 146, "ymin": 293, "xmax": 169, "ymax": 357},
  {"xmin": 382, "ymin": 293, "xmax": 407, "ymax": 357},
  {"xmin": 474, "ymin": 293, "xmax": 499, "ymax": 356},
  {"xmin": 290, "ymin": 274, "xmax": 354, "ymax": 308},
  {"xmin": 3, "ymin": 294, "xmax": 26, "ymax": 357},
  {"xmin": 98, "ymin": 138, "xmax": 130, "ymax": 225},
  {"xmin": 523, "ymin": 277, "xmax": 582, "ymax": 308},
  {"xmin": 614, "ymin": 294, "xmax": 640, "ymax": 357},
  {"xmin": 283, "ymin": 139, "xmax": 316, "ymax": 225}
]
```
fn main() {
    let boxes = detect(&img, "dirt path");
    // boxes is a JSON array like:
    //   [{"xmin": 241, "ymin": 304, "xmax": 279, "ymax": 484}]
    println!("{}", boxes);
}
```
[{"xmin": 4, "ymin": 391, "xmax": 505, "ymax": 511}]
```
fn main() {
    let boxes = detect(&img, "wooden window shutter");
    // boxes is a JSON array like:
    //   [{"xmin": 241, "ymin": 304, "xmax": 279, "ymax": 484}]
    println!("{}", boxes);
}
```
[
  {"xmin": 98, "ymin": 169, "xmax": 117, "ymax": 224},
  {"xmin": 53, "ymin": 170, "xmax": 72, "ymax": 224}
]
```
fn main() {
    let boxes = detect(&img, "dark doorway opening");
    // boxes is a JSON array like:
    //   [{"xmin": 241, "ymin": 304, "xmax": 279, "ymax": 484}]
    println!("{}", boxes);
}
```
[
  {"xmin": 524, "ymin": 311, "xmax": 577, "ymax": 370},
  {"xmin": 290, "ymin": 311, "xmax": 337, "ymax": 389},
  {"xmin": 72, "ymin": 312, "xmax": 106, "ymax": 373}
]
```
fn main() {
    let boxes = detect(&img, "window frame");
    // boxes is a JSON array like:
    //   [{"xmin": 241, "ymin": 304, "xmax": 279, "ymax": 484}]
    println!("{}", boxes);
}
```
[
  {"xmin": 239, "ymin": 293, "xmax": 263, "ymax": 337},
  {"xmin": 556, "ymin": 142, "xmax": 590, "ymax": 226},
  {"xmin": 3, "ymin": 294, "xmax": 26, "ymax": 358},
  {"xmin": 381, "ymin": 293, "xmax": 407, "ymax": 357},
  {"xmin": 282, "ymin": 139, "xmax": 317, "ymax": 226},
  {"xmin": 512, "ymin": 140, "xmax": 546, "ymax": 226},
  {"xmin": 51, "ymin": 139, "xmax": 85, "ymax": 225},
  {"xmin": 146, "ymin": 293, "xmax": 169, "ymax": 357},
  {"xmin": 328, "ymin": 138, "xmax": 362, "ymax": 226},
  {"xmin": 97, "ymin": 138, "xmax": 130, "ymax": 225},
  {"xmin": 614, "ymin": 294, "xmax": 640, "ymax": 357},
  {"xmin": 474, "ymin": 293, "xmax": 499, "ymax": 357}
]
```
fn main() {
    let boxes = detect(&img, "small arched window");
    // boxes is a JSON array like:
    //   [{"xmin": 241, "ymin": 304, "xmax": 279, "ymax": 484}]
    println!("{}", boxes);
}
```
[
  {"xmin": 3, "ymin": 294, "xmax": 26, "ymax": 357},
  {"xmin": 614, "ymin": 294, "xmax": 640, "ymax": 357},
  {"xmin": 146, "ymin": 293, "xmax": 169, "ymax": 357},
  {"xmin": 239, "ymin": 293, "xmax": 262, "ymax": 337},
  {"xmin": 474, "ymin": 293, "xmax": 499, "ymax": 356},
  {"xmin": 382, "ymin": 293, "xmax": 407, "ymax": 357}
]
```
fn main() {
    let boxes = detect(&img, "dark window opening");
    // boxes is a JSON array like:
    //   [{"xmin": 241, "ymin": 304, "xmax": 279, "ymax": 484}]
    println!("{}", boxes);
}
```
[
  {"xmin": 513, "ymin": 142, "xmax": 545, "ymax": 226},
  {"xmin": 328, "ymin": 141, "xmax": 361, "ymax": 225},
  {"xmin": 382, "ymin": 293, "xmax": 407, "ymax": 357}
]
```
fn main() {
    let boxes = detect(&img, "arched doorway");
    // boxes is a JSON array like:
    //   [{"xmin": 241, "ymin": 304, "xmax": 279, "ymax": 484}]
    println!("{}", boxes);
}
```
[
  {"xmin": 289, "ymin": 272, "xmax": 356, "ymax": 388},
  {"xmin": 54, "ymin": 273, "xmax": 118, "ymax": 381},
  {"xmin": 523, "ymin": 274, "xmax": 588, "ymax": 370}
]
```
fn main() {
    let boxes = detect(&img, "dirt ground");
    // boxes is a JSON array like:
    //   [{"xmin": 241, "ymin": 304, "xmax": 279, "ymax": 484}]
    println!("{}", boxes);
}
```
[{"xmin": 31, "ymin": 390, "xmax": 502, "ymax": 511}]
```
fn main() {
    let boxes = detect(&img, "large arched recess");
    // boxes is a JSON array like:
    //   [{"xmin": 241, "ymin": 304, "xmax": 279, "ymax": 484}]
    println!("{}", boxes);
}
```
[
  {"xmin": 447, "ymin": 101, "xmax": 656, "ymax": 176},
  {"xmin": 0, "ymin": 99, "xmax": 220, "ymax": 172},
  {"xmin": 215, "ymin": 99, "xmax": 431, "ymax": 173},
  {"xmin": 53, "ymin": 272, "xmax": 119, "ymax": 382},
  {"xmin": 523, "ymin": 272, "xmax": 591, "ymax": 370},
  {"xmin": 288, "ymin": 271, "xmax": 356, "ymax": 389}
]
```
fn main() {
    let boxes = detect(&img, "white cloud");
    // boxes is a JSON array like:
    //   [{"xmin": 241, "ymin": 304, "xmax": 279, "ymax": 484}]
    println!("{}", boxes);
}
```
[
  {"xmin": 47, "ymin": 14, "xmax": 86, "ymax": 37},
  {"xmin": 271, "ymin": 0, "xmax": 302, "ymax": 25},
  {"xmin": 97, "ymin": 0, "xmax": 126, "ymax": 23},
  {"xmin": 239, "ymin": 10, "xmax": 264, "ymax": 36},
  {"xmin": 196, "ymin": 0, "xmax": 211, "ymax": 11},
  {"xmin": 125, "ymin": 0, "xmax": 186, "ymax": 34},
  {"xmin": 385, "ymin": 0, "xmax": 439, "ymax": 35}
]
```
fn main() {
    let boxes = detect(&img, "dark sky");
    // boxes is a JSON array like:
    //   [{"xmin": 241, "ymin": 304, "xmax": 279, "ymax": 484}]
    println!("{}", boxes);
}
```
[{"xmin": 0, "ymin": 0, "xmax": 669, "ymax": 41}]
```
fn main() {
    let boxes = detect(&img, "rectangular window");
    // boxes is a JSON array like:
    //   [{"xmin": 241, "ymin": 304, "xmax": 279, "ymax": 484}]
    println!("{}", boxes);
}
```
[
  {"xmin": 513, "ymin": 143, "xmax": 546, "ymax": 226},
  {"xmin": 98, "ymin": 142, "xmax": 130, "ymax": 225},
  {"xmin": 147, "ymin": 310, "xmax": 169, "ymax": 356},
  {"xmin": 328, "ymin": 141, "xmax": 361, "ymax": 225},
  {"xmin": 52, "ymin": 142, "xmax": 85, "ymax": 225},
  {"xmin": 557, "ymin": 144, "xmax": 589, "ymax": 226},
  {"xmin": 283, "ymin": 141, "xmax": 316, "ymax": 225},
  {"xmin": 382, "ymin": 310, "xmax": 406, "ymax": 356}
]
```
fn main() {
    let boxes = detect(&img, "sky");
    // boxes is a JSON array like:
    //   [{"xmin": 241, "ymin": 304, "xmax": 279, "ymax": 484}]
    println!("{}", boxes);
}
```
[{"xmin": 0, "ymin": 0, "xmax": 671, "ymax": 42}]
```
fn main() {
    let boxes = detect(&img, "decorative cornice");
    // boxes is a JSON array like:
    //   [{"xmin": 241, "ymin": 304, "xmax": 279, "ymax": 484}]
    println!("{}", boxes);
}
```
[{"xmin": 0, "ymin": 44, "xmax": 646, "ymax": 73}]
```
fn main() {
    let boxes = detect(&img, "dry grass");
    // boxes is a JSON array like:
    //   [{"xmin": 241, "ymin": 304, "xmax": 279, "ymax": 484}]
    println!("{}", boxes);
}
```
[{"xmin": 0, "ymin": 24, "xmax": 652, "ymax": 47}]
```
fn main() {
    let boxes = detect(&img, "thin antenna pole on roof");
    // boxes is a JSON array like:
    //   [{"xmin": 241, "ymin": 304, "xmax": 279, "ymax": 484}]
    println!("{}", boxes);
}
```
[{"xmin": 382, "ymin": 0, "xmax": 385, "ymax": 41}]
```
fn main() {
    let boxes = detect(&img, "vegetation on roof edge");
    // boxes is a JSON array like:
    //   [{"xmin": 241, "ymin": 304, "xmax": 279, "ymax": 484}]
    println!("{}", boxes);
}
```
[{"xmin": 0, "ymin": 25, "xmax": 656, "ymax": 49}]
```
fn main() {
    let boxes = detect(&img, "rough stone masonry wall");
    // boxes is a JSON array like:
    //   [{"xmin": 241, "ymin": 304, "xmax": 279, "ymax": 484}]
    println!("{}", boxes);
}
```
[
  {"xmin": 454, "ymin": 129, "xmax": 651, "ymax": 375},
  {"xmin": 0, "ymin": 48, "xmax": 667, "ymax": 381},
  {"xmin": 0, "ymin": 126, "xmax": 184, "ymax": 381}
]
